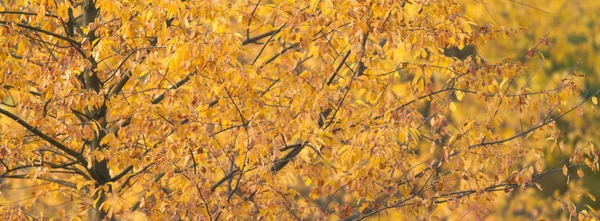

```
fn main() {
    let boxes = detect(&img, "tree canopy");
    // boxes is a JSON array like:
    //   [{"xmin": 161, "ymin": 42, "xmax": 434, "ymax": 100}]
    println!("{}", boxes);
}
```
[{"xmin": 0, "ymin": 0, "xmax": 598, "ymax": 220}]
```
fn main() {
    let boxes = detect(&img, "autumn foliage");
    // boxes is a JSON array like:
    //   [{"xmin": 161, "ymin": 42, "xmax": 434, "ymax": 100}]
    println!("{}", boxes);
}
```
[{"xmin": 0, "ymin": 0, "xmax": 599, "ymax": 220}]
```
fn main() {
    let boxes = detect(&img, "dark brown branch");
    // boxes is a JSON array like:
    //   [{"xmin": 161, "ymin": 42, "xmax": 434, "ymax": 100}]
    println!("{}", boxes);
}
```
[
  {"xmin": 0, "ymin": 174, "xmax": 78, "ymax": 190},
  {"xmin": 261, "ymin": 22, "xmax": 348, "ymax": 67},
  {"xmin": 119, "ymin": 163, "xmax": 157, "ymax": 194},
  {"xmin": 263, "ymin": 43, "xmax": 300, "ymax": 66},
  {"xmin": 225, "ymin": 88, "xmax": 249, "ymax": 128},
  {"xmin": 0, "ymin": 11, "xmax": 59, "ymax": 18},
  {"xmin": 323, "ymin": 31, "xmax": 369, "ymax": 130},
  {"xmin": 0, "ymin": 161, "xmax": 80, "ymax": 177},
  {"xmin": 109, "ymin": 166, "xmax": 133, "ymax": 182},
  {"xmin": 405, "ymin": 90, "xmax": 600, "ymax": 189},
  {"xmin": 245, "ymin": 0, "xmax": 263, "ymax": 42},
  {"xmin": 352, "ymin": 163, "xmax": 582, "ymax": 220},
  {"xmin": 0, "ymin": 108, "xmax": 86, "ymax": 164},
  {"xmin": 262, "ymin": 32, "xmax": 367, "ymax": 175},
  {"xmin": 210, "ymin": 169, "xmax": 240, "ymax": 191},
  {"xmin": 327, "ymin": 50, "xmax": 352, "ymax": 85},
  {"xmin": 0, "ymin": 21, "xmax": 80, "ymax": 46},
  {"xmin": 349, "ymin": 169, "xmax": 435, "ymax": 221},
  {"xmin": 108, "ymin": 46, "xmax": 165, "ymax": 94},
  {"xmin": 271, "ymin": 142, "xmax": 306, "ymax": 172},
  {"xmin": 251, "ymin": 26, "xmax": 282, "ymax": 65},
  {"xmin": 507, "ymin": 0, "xmax": 555, "ymax": 14},
  {"xmin": 243, "ymin": 29, "xmax": 280, "ymax": 45},
  {"xmin": 152, "ymin": 73, "xmax": 195, "ymax": 104},
  {"xmin": 189, "ymin": 148, "xmax": 197, "ymax": 174}
]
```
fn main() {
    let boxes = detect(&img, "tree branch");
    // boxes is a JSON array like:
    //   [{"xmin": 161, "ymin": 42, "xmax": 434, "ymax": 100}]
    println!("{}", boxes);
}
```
[
  {"xmin": 0, "ymin": 21, "xmax": 80, "ymax": 46},
  {"xmin": 152, "ymin": 72, "xmax": 195, "ymax": 104},
  {"xmin": 0, "ymin": 108, "xmax": 86, "ymax": 164}
]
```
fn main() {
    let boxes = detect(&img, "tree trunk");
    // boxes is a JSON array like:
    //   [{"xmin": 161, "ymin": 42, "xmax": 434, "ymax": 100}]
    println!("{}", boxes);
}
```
[
  {"xmin": 88, "ymin": 189, "xmax": 111, "ymax": 221},
  {"xmin": 88, "ymin": 160, "xmax": 113, "ymax": 221}
]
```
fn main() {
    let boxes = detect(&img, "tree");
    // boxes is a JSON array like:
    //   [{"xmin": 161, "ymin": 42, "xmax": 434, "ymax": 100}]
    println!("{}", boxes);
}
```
[{"xmin": 0, "ymin": 0, "xmax": 598, "ymax": 220}]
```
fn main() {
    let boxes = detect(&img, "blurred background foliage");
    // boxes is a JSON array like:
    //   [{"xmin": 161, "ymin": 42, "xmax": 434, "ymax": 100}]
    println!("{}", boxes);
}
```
[{"xmin": 459, "ymin": 0, "xmax": 600, "ymax": 218}]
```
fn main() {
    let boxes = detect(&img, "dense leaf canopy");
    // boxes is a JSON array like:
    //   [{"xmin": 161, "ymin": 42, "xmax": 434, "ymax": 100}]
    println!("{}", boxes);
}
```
[{"xmin": 0, "ymin": 0, "xmax": 598, "ymax": 220}]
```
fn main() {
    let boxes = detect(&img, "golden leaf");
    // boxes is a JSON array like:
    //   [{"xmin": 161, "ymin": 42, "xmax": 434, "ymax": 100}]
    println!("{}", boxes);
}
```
[{"xmin": 449, "ymin": 102, "xmax": 456, "ymax": 112}]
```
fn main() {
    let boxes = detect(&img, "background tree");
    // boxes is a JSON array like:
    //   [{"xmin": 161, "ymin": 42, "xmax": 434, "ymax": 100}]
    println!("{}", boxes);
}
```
[
  {"xmin": 454, "ymin": 1, "xmax": 600, "ymax": 219},
  {"xmin": 0, "ymin": 0, "xmax": 598, "ymax": 220}
]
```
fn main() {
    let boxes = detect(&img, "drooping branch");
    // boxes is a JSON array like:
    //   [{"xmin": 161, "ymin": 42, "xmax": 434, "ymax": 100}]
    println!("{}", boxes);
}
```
[
  {"xmin": 401, "ymin": 90, "xmax": 600, "ymax": 188},
  {"xmin": 351, "ymin": 162, "xmax": 585, "ymax": 221},
  {"xmin": 322, "ymin": 31, "xmax": 369, "ymax": 131},
  {"xmin": 109, "ymin": 166, "xmax": 133, "ymax": 183},
  {"xmin": 0, "ymin": 161, "xmax": 80, "ymax": 177},
  {"xmin": 251, "ymin": 25, "xmax": 284, "ymax": 65},
  {"xmin": 243, "ymin": 29, "xmax": 280, "ymax": 45},
  {"xmin": 0, "ymin": 174, "xmax": 79, "ymax": 190},
  {"xmin": 118, "ymin": 163, "xmax": 156, "ymax": 194},
  {"xmin": 270, "ymin": 142, "xmax": 306, "ymax": 172},
  {"xmin": 326, "ymin": 49, "xmax": 352, "ymax": 85},
  {"xmin": 245, "ymin": 0, "xmax": 263, "ymax": 42},
  {"xmin": 210, "ymin": 169, "xmax": 240, "ymax": 192},
  {"xmin": 0, "ymin": 108, "xmax": 86, "ymax": 165},
  {"xmin": 0, "ymin": 11, "xmax": 59, "ymax": 18},
  {"xmin": 152, "ymin": 72, "xmax": 196, "ymax": 104},
  {"xmin": 109, "ymin": 71, "xmax": 132, "ymax": 96},
  {"xmin": 0, "ymin": 21, "xmax": 80, "ymax": 46}
]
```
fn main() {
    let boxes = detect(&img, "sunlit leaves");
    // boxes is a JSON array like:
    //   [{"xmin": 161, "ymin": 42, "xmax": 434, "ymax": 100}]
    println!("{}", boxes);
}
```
[{"xmin": 0, "ymin": 0, "xmax": 597, "ymax": 220}]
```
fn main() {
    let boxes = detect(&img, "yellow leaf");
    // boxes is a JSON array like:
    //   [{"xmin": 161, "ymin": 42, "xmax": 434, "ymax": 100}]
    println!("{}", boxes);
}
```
[
  {"xmin": 304, "ymin": 178, "xmax": 312, "ymax": 186},
  {"xmin": 455, "ymin": 91, "xmax": 464, "ymax": 101},
  {"xmin": 57, "ymin": 2, "xmax": 70, "ymax": 19},
  {"xmin": 309, "ymin": 188, "xmax": 319, "ymax": 199},
  {"xmin": 577, "ymin": 168, "xmax": 584, "ymax": 178},
  {"xmin": 563, "ymin": 165, "xmax": 568, "ymax": 176},
  {"xmin": 588, "ymin": 193, "xmax": 596, "ymax": 202},
  {"xmin": 498, "ymin": 78, "xmax": 508, "ymax": 92},
  {"xmin": 534, "ymin": 183, "xmax": 543, "ymax": 191},
  {"xmin": 232, "ymin": 33, "xmax": 243, "ymax": 39},
  {"xmin": 77, "ymin": 181, "xmax": 84, "ymax": 191},
  {"xmin": 397, "ymin": 130, "xmax": 406, "ymax": 143},
  {"xmin": 45, "ymin": 90, "xmax": 52, "ymax": 100},
  {"xmin": 400, "ymin": 186, "xmax": 410, "ymax": 197},
  {"xmin": 449, "ymin": 102, "xmax": 456, "ymax": 112},
  {"xmin": 592, "ymin": 96, "xmax": 598, "ymax": 105},
  {"xmin": 139, "ymin": 70, "xmax": 149, "ymax": 77},
  {"xmin": 488, "ymin": 84, "xmax": 496, "ymax": 93},
  {"xmin": 93, "ymin": 195, "xmax": 103, "ymax": 208},
  {"xmin": 359, "ymin": 202, "xmax": 369, "ymax": 212},
  {"xmin": 391, "ymin": 83, "xmax": 404, "ymax": 97}
]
